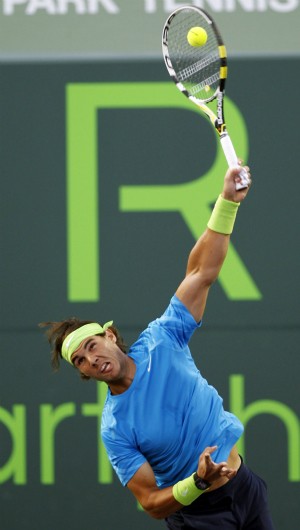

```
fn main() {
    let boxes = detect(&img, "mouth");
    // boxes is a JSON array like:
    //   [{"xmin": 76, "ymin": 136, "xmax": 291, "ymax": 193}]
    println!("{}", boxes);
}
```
[{"xmin": 100, "ymin": 362, "xmax": 112, "ymax": 374}]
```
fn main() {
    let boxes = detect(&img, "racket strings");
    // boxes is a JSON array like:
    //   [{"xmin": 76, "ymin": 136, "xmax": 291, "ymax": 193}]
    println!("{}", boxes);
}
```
[
  {"xmin": 189, "ymin": 72, "xmax": 220, "ymax": 96},
  {"xmin": 166, "ymin": 10, "xmax": 221, "ymax": 102},
  {"xmin": 177, "ymin": 53, "xmax": 220, "ymax": 82}
]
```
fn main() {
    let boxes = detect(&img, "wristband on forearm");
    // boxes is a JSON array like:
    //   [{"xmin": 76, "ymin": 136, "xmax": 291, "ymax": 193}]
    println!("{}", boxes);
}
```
[
  {"xmin": 207, "ymin": 195, "xmax": 240, "ymax": 235},
  {"xmin": 172, "ymin": 472, "xmax": 211, "ymax": 506}
]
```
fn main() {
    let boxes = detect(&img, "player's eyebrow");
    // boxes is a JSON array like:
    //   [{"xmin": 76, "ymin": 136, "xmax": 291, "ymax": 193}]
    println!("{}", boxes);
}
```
[
  {"xmin": 83, "ymin": 338, "xmax": 94, "ymax": 350},
  {"xmin": 71, "ymin": 337, "xmax": 94, "ymax": 364}
]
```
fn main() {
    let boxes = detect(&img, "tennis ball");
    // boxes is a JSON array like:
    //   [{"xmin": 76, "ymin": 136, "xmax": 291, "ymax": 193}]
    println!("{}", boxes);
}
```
[{"xmin": 187, "ymin": 27, "xmax": 208, "ymax": 47}]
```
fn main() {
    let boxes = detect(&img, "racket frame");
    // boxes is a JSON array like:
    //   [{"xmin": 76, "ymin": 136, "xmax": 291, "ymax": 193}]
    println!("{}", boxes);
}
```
[{"xmin": 162, "ymin": 6, "xmax": 249, "ymax": 190}]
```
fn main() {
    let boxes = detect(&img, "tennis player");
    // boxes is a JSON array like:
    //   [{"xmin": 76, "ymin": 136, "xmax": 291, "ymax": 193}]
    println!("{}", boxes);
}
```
[{"xmin": 42, "ymin": 164, "xmax": 275, "ymax": 529}]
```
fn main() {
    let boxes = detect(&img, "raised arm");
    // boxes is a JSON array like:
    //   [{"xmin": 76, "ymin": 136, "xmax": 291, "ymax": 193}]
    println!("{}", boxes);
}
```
[{"xmin": 176, "ymin": 164, "xmax": 251, "ymax": 322}]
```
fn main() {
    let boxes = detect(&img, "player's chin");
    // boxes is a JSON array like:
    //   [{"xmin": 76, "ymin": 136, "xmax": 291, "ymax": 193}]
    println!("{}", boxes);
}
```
[{"xmin": 95, "ymin": 368, "xmax": 116, "ymax": 382}]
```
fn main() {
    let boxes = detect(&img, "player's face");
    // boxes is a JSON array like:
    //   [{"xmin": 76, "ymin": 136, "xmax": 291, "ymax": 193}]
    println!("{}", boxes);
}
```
[{"xmin": 70, "ymin": 331, "xmax": 128, "ymax": 383}]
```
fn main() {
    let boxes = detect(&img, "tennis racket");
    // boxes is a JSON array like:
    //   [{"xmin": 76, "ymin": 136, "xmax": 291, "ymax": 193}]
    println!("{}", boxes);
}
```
[{"xmin": 162, "ymin": 6, "xmax": 249, "ymax": 190}]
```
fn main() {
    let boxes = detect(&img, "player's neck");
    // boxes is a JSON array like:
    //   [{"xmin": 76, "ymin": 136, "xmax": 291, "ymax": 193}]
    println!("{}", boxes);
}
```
[{"xmin": 109, "ymin": 357, "xmax": 136, "ymax": 395}]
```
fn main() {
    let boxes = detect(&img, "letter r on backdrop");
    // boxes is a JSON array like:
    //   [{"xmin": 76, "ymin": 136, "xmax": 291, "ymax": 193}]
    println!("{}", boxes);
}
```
[{"xmin": 66, "ymin": 82, "xmax": 262, "ymax": 302}]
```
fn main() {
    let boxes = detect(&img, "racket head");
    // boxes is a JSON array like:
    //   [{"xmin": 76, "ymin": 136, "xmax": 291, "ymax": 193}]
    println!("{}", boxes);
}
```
[{"xmin": 162, "ymin": 7, "xmax": 227, "ymax": 105}]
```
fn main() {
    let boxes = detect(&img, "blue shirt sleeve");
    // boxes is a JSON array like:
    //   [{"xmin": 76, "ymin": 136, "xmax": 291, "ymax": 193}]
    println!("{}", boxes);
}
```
[
  {"xmin": 101, "ymin": 426, "xmax": 147, "ymax": 487},
  {"xmin": 149, "ymin": 294, "xmax": 202, "ymax": 348}
]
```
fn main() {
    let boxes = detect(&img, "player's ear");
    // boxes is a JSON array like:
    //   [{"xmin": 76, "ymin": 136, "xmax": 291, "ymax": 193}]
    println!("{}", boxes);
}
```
[{"xmin": 105, "ymin": 329, "xmax": 117, "ymax": 343}]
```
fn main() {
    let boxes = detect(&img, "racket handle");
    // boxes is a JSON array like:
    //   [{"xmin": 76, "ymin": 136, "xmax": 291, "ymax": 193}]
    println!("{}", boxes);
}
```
[{"xmin": 220, "ymin": 134, "xmax": 249, "ymax": 191}]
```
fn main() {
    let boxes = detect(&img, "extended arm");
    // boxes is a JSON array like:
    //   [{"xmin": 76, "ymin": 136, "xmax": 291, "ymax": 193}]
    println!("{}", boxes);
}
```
[{"xmin": 176, "ymin": 164, "xmax": 251, "ymax": 322}]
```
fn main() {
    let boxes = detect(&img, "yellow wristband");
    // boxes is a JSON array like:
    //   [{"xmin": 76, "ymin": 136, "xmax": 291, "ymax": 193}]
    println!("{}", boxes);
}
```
[
  {"xmin": 172, "ymin": 474, "xmax": 204, "ymax": 506},
  {"xmin": 207, "ymin": 195, "xmax": 240, "ymax": 235}
]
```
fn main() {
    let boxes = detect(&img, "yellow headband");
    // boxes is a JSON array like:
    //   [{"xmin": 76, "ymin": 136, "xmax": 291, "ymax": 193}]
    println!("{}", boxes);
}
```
[{"xmin": 61, "ymin": 321, "xmax": 113, "ymax": 364}]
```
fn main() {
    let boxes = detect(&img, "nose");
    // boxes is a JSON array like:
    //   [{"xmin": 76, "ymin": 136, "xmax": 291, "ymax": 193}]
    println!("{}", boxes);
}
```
[{"xmin": 86, "ymin": 353, "xmax": 98, "ymax": 367}]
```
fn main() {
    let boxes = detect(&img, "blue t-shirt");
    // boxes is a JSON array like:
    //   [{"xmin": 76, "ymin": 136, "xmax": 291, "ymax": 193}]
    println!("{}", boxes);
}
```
[{"xmin": 101, "ymin": 295, "xmax": 244, "ymax": 488}]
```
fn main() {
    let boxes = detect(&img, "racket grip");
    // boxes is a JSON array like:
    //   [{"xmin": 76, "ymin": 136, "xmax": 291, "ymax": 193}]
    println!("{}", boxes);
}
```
[{"xmin": 220, "ymin": 134, "xmax": 249, "ymax": 190}]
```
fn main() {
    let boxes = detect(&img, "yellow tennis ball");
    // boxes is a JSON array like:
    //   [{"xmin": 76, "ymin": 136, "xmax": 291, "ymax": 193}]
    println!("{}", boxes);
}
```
[{"xmin": 187, "ymin": 27, "xmax": 208, "ymax": 47}]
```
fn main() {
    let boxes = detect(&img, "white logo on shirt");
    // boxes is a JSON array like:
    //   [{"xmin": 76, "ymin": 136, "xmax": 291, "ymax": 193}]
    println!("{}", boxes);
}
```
[{"xmin": 147, "ymin": 354, "xmax": 152, "ymax": 372}]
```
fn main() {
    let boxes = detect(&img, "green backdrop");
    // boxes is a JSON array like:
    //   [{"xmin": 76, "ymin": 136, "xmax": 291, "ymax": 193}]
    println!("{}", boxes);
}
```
[{"xmin": 1, "ymin": 58, "xmax": 300, "ymax": 529}]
